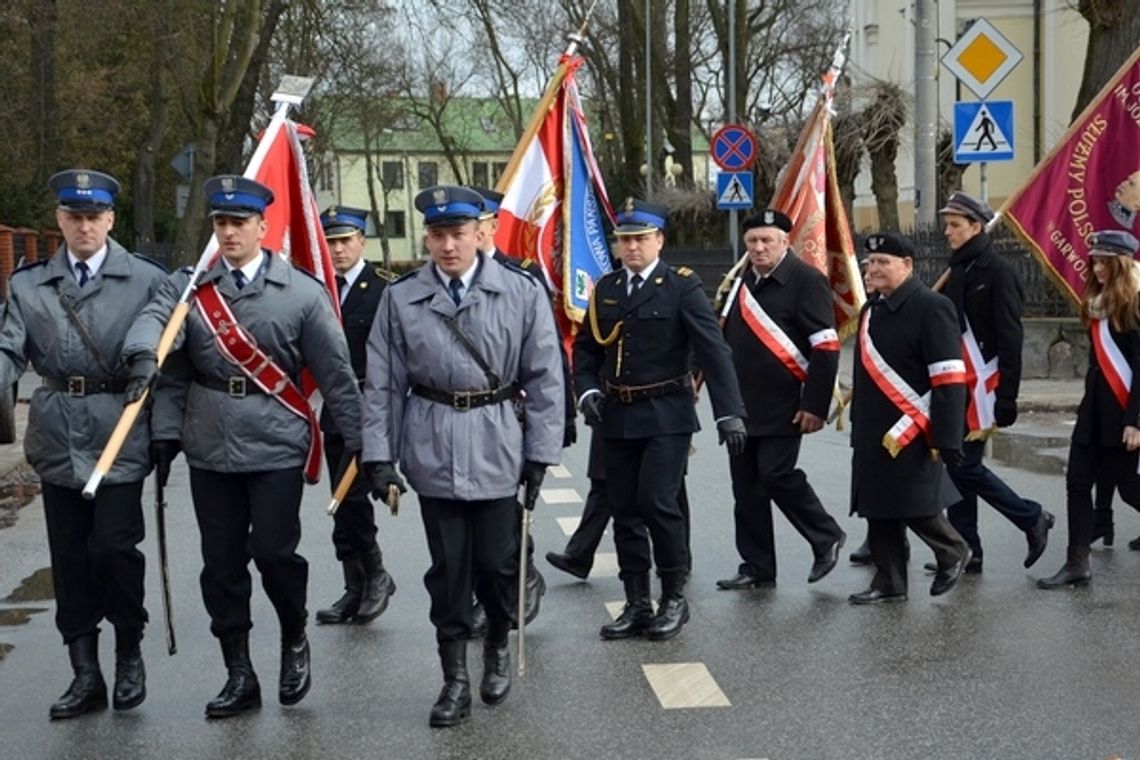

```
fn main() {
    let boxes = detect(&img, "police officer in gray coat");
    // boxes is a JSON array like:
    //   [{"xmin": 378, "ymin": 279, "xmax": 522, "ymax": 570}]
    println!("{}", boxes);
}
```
[
  {"xmin": 0, "ymin": 170, "xmax": 168, "ymax": 719},
  {"xmin": 122, "ymin": 176, "xmax": 363, "ymax": 718},
  {"xmin": 361, "ymin": 185, "xmax": 563, "ymax": 728}
]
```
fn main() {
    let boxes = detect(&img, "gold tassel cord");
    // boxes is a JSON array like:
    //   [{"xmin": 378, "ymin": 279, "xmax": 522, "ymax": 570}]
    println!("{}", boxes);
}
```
[{"xmin": 587, "ymin": 295, "xmax": 622, "ymax": 347}]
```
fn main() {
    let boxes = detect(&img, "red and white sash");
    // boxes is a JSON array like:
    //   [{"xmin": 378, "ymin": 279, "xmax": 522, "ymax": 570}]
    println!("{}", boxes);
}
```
[
  {"xmin": 739, "ymin": 287, "xmax": 838, "ymax": 381},
  {"xmin": 859, "ymin": 308, "xmax": 966, "ymax": 457},
  {"xmin": 1090, "ymin": 317, "xmax": 1132, "ymax": 409},
  {"xmin": 962, "ymin": 317, "xmax": 1001, "ymax": 439},
  {"xmin": 194, "ymin": 282, "xmax": 323, "ymax": 483}
]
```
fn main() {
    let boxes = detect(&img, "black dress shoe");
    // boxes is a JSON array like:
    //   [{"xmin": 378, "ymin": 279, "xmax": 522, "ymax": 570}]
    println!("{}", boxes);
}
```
[
  {"xmin": 112, "ymin": 652, "xmax": 146, "ymax": 711},
  {"xmin": 930, "ymin": 549, "xmax": 973, "ymax": 596},
  {"xmin": 848, "ymin": 588, "xmax": 907, "ymax": 605},
  {"xmin": 278, "ymin": 635, "xmax": 311, "ymax": 706},
  {"xmin": 808, "ymin": 533, "xmax": 846, "ymax": 583},
  {"xmin": 1024, "ymin": 511, "xmax": 1055, "ymax": 568},
  {"xmin": 715, "ymin": 572, "xmax": 776, "ymax": 590},
  {"xmin": 1037, "ymin": 560, "xmax": 1092, "ymax": 589},
  {"xmin": 924, "ymin": 556, "xmax": 983, "ymax": 574},
  {"xmin": 545, "ymin": 551, "xmax": 590, "ymax": 580}
]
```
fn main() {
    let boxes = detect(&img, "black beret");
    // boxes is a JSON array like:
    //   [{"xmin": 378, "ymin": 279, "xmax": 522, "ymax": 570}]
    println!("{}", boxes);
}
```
[
  {"xmin": 863, "ymin": 232, "xmax": 914, "ymax": 257},
  {"xmin": 742, "ymin": 208, "xmax": 793, "ymax": 234}
]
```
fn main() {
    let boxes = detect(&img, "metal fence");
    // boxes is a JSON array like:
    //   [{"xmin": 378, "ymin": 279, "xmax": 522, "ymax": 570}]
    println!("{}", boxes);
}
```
[{"xmin": 669, "ymin": 225, "xmax": 1076, "ymax": 319}]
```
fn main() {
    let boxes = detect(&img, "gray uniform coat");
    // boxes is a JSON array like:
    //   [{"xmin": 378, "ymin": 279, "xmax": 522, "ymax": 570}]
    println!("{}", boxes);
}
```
[
  {"xmin": 0, "ymin": 240, "xmax": 168, "ymax": 487},
  {"xmin": 361, "ymin": 253, "xmax": 564, "ymax": 500},
  {"xmin": 123, "ymin": 252, "xmax": 362, "ymax": 472}
]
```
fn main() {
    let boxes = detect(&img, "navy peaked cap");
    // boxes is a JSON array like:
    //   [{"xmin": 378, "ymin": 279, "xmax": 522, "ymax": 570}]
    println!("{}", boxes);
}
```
[
  {"xmin": 50, "ymin": 170, "xmax": 120, "ymax": 212},
  {"xmin": 321, "ymin": 205, "xmax": 369, "ymax": 238},
  {"xmin": 1089, "ymin": 229, "xmax": 1140, "ymax": 258},
  {"xmin": 204, "ymin": 175, "xmax": 274, "ymax": 218},
  {"xmin": 470, "ymin": 187, "xmax": 503, "ymax": 218},
  {"xmin": 415, "ymin": 185, "xmax": 485, "ymax": 226},
  {"xmin": 614, "ymin": 197, "xmax": 668, "ymax": 235},
  {"xmin": 939, "ymin": 191, "xmax": 993, "ymax": 224}
]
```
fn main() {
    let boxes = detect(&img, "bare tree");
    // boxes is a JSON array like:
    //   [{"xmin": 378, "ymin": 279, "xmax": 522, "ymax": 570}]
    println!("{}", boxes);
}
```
[
  {"xmin": 1071, "ymin": 0, "xmax": 1140, "ymax": 120},
  {"xmin": 861, "ymin": 81, "xmax": 907, "ymax": 232}
]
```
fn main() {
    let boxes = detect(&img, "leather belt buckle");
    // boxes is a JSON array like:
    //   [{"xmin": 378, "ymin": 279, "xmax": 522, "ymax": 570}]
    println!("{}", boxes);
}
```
[
  {"xmin": 453, "ymin": 392, "xmax": 471, "ymax": 411},
  {"xmin": 618, "ymin": 387, "xmax": 633, "ymax": 404},
  {"xmin": 67, "ymin": 376, "xmax": 86, "ymax": 397},
  {"xmin": 228, "ymin": 377, "xmax": 247, "ymax": 398}
]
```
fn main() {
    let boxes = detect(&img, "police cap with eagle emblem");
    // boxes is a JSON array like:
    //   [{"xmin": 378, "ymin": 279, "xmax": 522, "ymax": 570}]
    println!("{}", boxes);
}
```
[
  {"xmin": 320, "ymin": 205, "xmax": 370, "ymax": 239},
  {"xmin": 613, "ymin": 197, "xmax": 668, "ymax": 236},
  {"xmin": 49, "ymin": 169, "xmax": 121, "ymax": 212},
  {"xmin": 471, "ymin": 187, "xmax": 503, "ymax": 220},
  {"xmin": 415, "ymin": 185, "xmax": 485, "ymax": 226},
  {"xmin": 204, "ymin": 175, "xmax": 275, "ymax": 218}
]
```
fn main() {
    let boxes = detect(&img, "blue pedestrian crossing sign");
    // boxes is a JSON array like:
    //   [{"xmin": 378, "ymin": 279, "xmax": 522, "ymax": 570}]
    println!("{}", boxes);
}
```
[
  {"xmin": 716, "ymin": 171, "xmax": 753, "ymax": 210},
  {"xmin": 953, "ymin": 100, "xmax": 1014, "ymax": 163}
]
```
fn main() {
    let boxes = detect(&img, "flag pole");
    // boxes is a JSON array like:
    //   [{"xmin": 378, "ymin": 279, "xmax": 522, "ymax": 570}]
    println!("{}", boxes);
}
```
[
  {"xmin": 83, "ymin": 78, "xmax": 315, "ymax": 500},
  {"xmin": 494, "ymin": 0, "xmax": 601, "ymax": 193}
]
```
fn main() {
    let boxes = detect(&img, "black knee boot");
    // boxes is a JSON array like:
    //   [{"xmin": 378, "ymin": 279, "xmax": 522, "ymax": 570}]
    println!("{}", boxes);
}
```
[
  {"xmin": 480, "ymin": 620, "xmax": 511, "ymax": 705},
  {"xmin": 205, "ymin": 633, "xmax": 261, "ymax": 718},
  {"xmin": 112, "ymin": 628, "xmax": 146, "ymax": 710},
  {"xmin": 356, "ymin": 546, "xmax": 396, "ymax": 623},
  {"xmin": 316, "ymin": 558, "xmax": 364, "ymax": 624},
  {"xmin": 1037, "ymin": 546, "xmax": 1092, "ymax": 589},
  {"xmin": 50, "ymin": 633, "xmax": 107, "ymax": 719},
  {"xmin": 430, "ymin": 641, "xmax": 472, "ymax": 727}
]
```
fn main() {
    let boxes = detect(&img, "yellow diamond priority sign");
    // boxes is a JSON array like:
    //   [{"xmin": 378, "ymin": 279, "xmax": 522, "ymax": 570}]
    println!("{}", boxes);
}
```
[{"xmin": 941, "ymin": 18, "xmax": 1023, "ymax": 99}]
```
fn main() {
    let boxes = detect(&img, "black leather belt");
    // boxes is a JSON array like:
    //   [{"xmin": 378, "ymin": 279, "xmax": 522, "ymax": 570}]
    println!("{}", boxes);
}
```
[
  {"xmin": 42, "ymin": 376, "xmax": 128, "ymax": 397},
  {"xmin": 194, "ymin": 374, "xmax": 267, "ymax": 398},
  {"xmin": 605, "ymin": 373, "xmax": 693, "ymax": 404},
  {"xmin": 412, "ymin": 383, "xmax": 516, "ymax": 411}
]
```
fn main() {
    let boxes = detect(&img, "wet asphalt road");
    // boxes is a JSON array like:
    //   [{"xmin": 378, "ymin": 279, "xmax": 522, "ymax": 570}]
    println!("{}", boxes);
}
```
[{"xmin": 0, "ymin": 397, "xmax": 1138, "ymax": 760}]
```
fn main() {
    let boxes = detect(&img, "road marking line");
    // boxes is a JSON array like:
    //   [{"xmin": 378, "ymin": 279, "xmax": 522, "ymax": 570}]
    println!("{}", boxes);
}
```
[
  {"xmin": 556, "ymin": 516, "xmax": 580, "ymax": 536},
  {"xmin": 592, "ymin": 553, "xmax": 619, "ymax": 577},
  {"xmin": 641, "ymin": 663, "xmax": 731, "ymax": 709},
  {"xmin": 540, "ymin": 488, "xmax": 581, "ymax": 505},
  {"xmin": 549, "ymin": 464, "xmax": 572, "ymax": 479}
]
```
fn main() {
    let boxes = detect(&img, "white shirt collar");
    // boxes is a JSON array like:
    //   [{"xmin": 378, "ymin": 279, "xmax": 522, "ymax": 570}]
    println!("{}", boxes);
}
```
[
  {"xmin": 223, "ymin": 252, "xmax": 265, "ymax": 284},
  {"xmin": 68, "ymin": 245, "xmax": 108, "ymax": 280},
  {"xmin": 624, "ymin": 258, "xmax": 660, "ymax": 283},
  {"xmin": 435, "ymin": 258, "xmax": 479, "ymax": 291},
  {"xmin": 339, "ymin": 258, "xmax": 366, "ymax": 299}
]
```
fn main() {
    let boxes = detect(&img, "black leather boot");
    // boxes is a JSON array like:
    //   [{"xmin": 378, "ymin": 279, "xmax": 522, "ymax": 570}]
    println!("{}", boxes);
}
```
[
  {"xmin": 1092, "ymin": 508, "xmax": 1115, "ymax": 547},
  {"xmin": 469, "ymin": 595, "xmax": 487, "ymax": 639},
  {"xmin": 647, "ymin": 570, "xmax": 691, "ymax": 641},
  {"xmin": 205, "ymin": 633, "xmax": 261, "ymax": 718},
  {"xmin": 50, "ymin": 634, "xmax": 107, "ymax": 719},
  {"xmin": 278, "ymin": 632, "xmax": 311, "ymax": 706},
  {"xmin": 1037, "ymin": 547, "xmax": 1092, "ymax": 589},
  {"xmin": 316, "ymin": 558, "xmax": 364, "ymax": 624},
  {"xmin": 600, "ymin": 573, "xmax": 654, "ymax": 640},
  {"xmin": 112, "ymin": 629, "xmax": 146, "ymax": 711},
  {"xmin": 355, "ymin": 546, "xmax": 396, "ymax": 623},
  {"xmin": 480, "ymin": 620, "xmax": 511, "ymax": 705},
  {"xmin": 430, "ymin": 641, "xmax": 471, "ymax": 727}
]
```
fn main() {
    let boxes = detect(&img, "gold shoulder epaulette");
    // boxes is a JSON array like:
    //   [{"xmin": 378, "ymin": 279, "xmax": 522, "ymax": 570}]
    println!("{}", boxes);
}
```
[
  {"xmin": 373, "ymin": 264, "xmax": 396, "ymax": 282},
  {"xmin": 676, "ymin": 266, "xmax": 693, "ymax": 277},
  {"xmin": 521, "ymin": 257, "xmax": 535, "ymax": 268}
]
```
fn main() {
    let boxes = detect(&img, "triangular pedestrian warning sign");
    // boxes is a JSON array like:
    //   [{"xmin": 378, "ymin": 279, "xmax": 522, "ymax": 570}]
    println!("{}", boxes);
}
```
[
  {"xmin": 957, "ymin": 104, "xmax": 1011, "ymax": 156},
  {"xmin": 720, "ymin": 175, "xmax": 750, "ymax": 204}
]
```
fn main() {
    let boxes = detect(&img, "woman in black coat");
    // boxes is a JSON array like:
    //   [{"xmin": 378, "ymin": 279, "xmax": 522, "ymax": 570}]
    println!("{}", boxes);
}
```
[{"xmin": 1039, "ymin": 230, "xmax": 1140, "ymax": 588}]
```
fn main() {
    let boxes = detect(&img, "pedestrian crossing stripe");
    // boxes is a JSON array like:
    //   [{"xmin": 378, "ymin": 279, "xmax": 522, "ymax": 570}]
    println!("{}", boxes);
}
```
[
  {"xmin": 548, "ymin": 463, "xmax": 571, "ymax": 478},
  {"xmin": 641, "ymin": 663, "xmax": 732, "ymax": 709},
  {"xmin": 555, "ymin": 516, "xmax": 581, "ymax": 536},
  {"xmin": 539, "ymin": 487, "xmax": 582, "ymax": 504}
]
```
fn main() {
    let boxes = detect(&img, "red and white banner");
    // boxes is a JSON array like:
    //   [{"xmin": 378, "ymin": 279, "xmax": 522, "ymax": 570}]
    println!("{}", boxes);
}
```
[{"xmin": 1000, "ymin": 46, "xmax": 1140, "ymax": 305}]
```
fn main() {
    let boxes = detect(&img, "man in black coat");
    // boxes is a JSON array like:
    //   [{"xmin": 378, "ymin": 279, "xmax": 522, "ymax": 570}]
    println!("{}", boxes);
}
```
[
  {"xmin": 315, "ymin": 206, "xmax": 396, "ymax": 625},
  {"xmin": 934, "ymin": 192, "xmax": 1053, "ymax": 573},
  {"xmin": 849, "ymin": 232, "xmax": 972, "ymax": 604},
  {"xmin": 573, "ymin": 198, "xmax": 747, "ymax": 640},
  {"xmin": 717, "ymin": 209, "xmax": 846, "ymax": 589}
]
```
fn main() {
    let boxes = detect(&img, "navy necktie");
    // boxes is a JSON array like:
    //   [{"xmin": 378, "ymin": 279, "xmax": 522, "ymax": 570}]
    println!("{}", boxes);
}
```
[
  {"xmin": 336, "ymin": 275, "xmax": 347, "ymax": 300},
  {"xmin": 76, "ymin": 262, "xmax": 90, "ymax": 288},
  {"xmin": 448, "ymin": 278, "xmax": 463, "ymax": 306},
  {"xmin": 630, "ymin": 273, "xmax": 643, "ymax": 295},
  {"xmin": 233, "ymin": 269, "xmax": 247, "ymax": 290}
]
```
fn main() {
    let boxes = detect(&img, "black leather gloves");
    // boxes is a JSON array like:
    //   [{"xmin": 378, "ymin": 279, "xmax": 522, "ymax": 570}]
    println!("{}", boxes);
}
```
[
  {"xmin": 364, "ymin": 461, "xmax": 406, "ymax": 501},
  {"xmin": 580, "ymin": 393, "xmax": 604, "ymax": 427},
  {"xmin": 941, "ymin": 448, "xmax": 964, "ymax": 468},
  {"xmin": 717, "ymin": 417, "xmax": 748, "ymax": 456},
  {"xmin": 150, "ymin": 439, "xmax": 181, "ymax": 488},
  {"xmin": 563, "ymin": 418, "xmax": 578, "ymax": 448},
  {"xmin": 994, "ymin": 397, "xmax": 1018, "ymax": 428},
  {"xmin": 124, "ymin": 354, "xmax": 159, "ymax": 404},
  {"xmin": 519, "ymin": 461, "xmax": 546, "ymax": 510}
]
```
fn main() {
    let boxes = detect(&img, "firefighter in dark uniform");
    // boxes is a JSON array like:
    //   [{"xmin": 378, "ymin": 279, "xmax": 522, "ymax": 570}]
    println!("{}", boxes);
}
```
[
  {"xmin": 361, "ymin": 185, "xmax": 563, "ymax": 727},
  {"xmin": 848, "ymin": 232, "xmax": 972, "ymax": 604},
  {"xmin": 470, "ymin": 186, "xmax": 555, "ymax": 629},
  {"xmin": 573, "ymin": 198, "xmax": 747, "ymax": 641},
  {"xmin": 933, "ymin": 191, "xmax": 1053, "ymax": 573},
  {"xmin": 123, "ymin": 176, "xmax": 363, "ymax": 717},
  {"xmin": 717, "ymin": 209, "xmax": 846, "ymax": 589},
  {"xmin": 0, "ymin": 170, "xmax": 168, "ymax": 719},
  {"xmin": 314, "ymin": 206, "xmax": 396, "ymax": 624}
]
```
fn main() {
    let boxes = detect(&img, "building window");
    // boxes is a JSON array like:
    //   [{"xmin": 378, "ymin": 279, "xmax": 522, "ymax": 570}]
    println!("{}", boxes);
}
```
[
  {"xmin": 381, "ymin": 160, "xmax": 404, "ymax": 189},
  {"xmin": 418, "ymin": 161, "xmax": 438, "ymax": 188},
  {"xmin": 493, "ymin": 162, "xmax": 508, "ymax": 184},
  {"xmin": 383, "ymin": 211, "xmax": 406, "ymax": 239},
  {"xmin": 471, "ymin": 161, "xmax": 489, "ymax": 188},
  {"xmin": 480, "ymin": 116, "xmax": 496, "ymax": 133}
]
